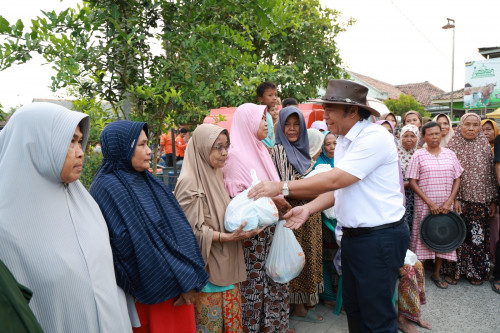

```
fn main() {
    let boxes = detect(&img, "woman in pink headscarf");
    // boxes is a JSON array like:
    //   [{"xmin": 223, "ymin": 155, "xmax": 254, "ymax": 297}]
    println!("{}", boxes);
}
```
[{"xmin": 223, "ymin": 103, "xmax": 293, "ymax": 333}]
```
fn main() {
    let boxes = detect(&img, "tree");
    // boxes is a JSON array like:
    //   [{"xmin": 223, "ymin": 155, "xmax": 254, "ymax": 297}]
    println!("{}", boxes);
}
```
[
  {"xmin": 0, "ymin": 0, "xmax": 351, "ymax": 170},
  {"xmin": 384, "ymin": 93, "xmax": 430, "ymax": 117}
]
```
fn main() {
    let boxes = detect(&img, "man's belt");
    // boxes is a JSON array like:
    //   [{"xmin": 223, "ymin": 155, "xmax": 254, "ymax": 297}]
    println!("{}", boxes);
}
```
[{"xmin": 342, "ymin": 220, "xmax": 404, "ymax": 238}]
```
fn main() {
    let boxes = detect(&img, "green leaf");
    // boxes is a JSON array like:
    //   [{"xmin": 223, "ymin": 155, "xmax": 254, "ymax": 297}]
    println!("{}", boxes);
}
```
[{"xmin": 0, "ymin": 16, "xmax": 10, "ymax": 33}]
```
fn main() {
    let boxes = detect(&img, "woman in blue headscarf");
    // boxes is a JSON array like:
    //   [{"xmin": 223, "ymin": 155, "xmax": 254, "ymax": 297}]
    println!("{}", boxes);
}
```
[
  {"xmin": 271, "ymin": 106, "xmax": 324, "ymax": 323},
  {"xmin": 90, "ymin": 120, "xmax": 208, "ymax": 333},
  {"xmin": 313, "ymin": 130, "xmax": 338, "ymax": 308},
  {"xmin": 314, "ymin": 131, "xmax": 336, "ymax": 169}
]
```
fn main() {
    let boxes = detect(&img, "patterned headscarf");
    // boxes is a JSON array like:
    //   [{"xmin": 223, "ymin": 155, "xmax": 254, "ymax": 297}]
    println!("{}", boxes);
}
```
[
  {"xmin": 432, "ymin": 113, "xmax": 455, "ymax": 147},
  {"xmin": 275, "ymin": 106, "xmax": 311, "ymax": 175},
  {"xmin": 397, "ymin": 124, "xmax": 420, "ymax": 175},
  {"xmin": 447, "ymin": 113, "xmax": 497, "ymax": 203}
]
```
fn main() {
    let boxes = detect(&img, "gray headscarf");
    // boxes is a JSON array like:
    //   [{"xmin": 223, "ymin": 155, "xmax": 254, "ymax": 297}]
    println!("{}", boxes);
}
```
[
  {"xmin": 0, "ymin": 103, "xmax": 132, "ymax": 332},
  {"xmin": 275, "ymin": 106, "xmax": 311, "ymax": 175}
]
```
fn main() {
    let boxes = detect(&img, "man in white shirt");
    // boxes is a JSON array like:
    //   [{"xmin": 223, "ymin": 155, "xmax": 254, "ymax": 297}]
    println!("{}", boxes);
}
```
[{"xmin": 249, "ymin": 80, "xmax": 409, "ymax": 333}]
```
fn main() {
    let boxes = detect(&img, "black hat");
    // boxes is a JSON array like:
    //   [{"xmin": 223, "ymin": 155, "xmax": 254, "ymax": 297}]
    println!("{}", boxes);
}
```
[
  {"xmin": 420, "ymin": 211, "xmax": 466, "ymax": 253},
  {"xmin": 309, "ymin": 79, "xmax": 380, "ymax": 117}
]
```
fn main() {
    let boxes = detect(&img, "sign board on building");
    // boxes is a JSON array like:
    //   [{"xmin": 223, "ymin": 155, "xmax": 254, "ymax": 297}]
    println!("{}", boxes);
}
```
[{"xmin": 464, "ymin": 59, "xmax": 500, "ymax": 109}]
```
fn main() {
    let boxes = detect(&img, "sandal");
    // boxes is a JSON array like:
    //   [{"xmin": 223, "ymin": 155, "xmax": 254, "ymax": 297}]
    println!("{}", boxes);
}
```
[
  {"xmin": 491, "ymin": 280, "xmax": 500, "ymax": 294},
  {"xmin": 469, "ymin": 279, "xmax": 483, "ymax": 286},
  {"xmin": 290, "ymin": 309, "xmax": 323, "ymax": 323},
  {"xmin": 444, "ymin": 276, "xmax": 458, "ymax": 285},
  {"xmin": 430, "ymin": 275, "xmax": 448, "ymax": 289}
]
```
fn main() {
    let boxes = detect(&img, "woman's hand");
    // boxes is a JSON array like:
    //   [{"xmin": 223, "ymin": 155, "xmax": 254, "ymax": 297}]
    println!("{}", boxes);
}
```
[
  {"xmin": 248, "ymin": 181, "xmax": 282, "ymax": 199},
  {"xmin": 426, "ymin": 200, "xmax": 440, "ymax": 215},
  {"xmin": 271, "ymin": 195, "xmax": 292, "ymax": 219},
  {"xmin": 440, "ymin": 200, "xmax": 452, "ymax": 214},
  {"xmin": 223, "ymin": 222, "xmax": 265, "ymax": 242},
  {"xmin": 173, "ymin": 289, "xmax": 197, "ymax": 306},
  {"xmin": 453, "ymin": 199, "xmax": 462, "ymax": 214},
  {"xmin": 489, "ymin": 202, "xmax": 497, "ymax": 218}
]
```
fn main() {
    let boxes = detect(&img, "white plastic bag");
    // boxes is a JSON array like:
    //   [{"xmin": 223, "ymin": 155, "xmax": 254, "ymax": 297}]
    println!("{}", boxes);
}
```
[
  {"xmin": 265, "ymin": 220, "xmax": 305, "ymax": 283},
  {"xmin": 305, "ymin": 164, "xmax": 335, "ymax": 219},
  {"xmin": 404, "ymin": 249, "xmax": 418, "ymax": 266},
  {"xmin": 224, "ymin": 169, "xmax": 279, "ymax": 232}
]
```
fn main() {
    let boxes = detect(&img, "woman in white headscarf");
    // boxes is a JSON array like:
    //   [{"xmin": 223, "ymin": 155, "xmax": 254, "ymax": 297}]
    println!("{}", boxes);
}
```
[
  {"xmin": 0, "ymin": 103, "xmax": 132, "ymax": 332},
  {"xmin": 432, "ymin": 113, "xmax": 454, "ymax": 147}
]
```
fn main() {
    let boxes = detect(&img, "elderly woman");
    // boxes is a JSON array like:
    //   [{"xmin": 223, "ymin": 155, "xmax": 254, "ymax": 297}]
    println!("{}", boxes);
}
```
[
  {"xmin": 313, "ymin": 130, "xmax": 338, "ymax": 307},
  {"xmin": 0, "ymin": 103, "xmax": 132, "ymax": 332},
  {"xmin": 90, "ymin": 120, "xmax": 208, "ymax": 333},
  {"xmin": 223, "ymin": 103, "xmax": 292, "ymax": 333},
  {"xmin": 443, "ymin": 113, "xmax": 498, "ymax": 286},
  {"xmin": 315, "ymin": 131, "xmax": 336, "ymax": 169},
  {"xmin": 398, "ymin": 125, "xmax": 420, "ymax": 231},
  {"xmin": 271, "ymin": 106, "xmax": 323, "ymax": 323},
  {"xmin": 403, "ymin": 111, "xmax": 424, "ymax": 147},
  {"xmin": 174, "ymin": 124, "xmax": 261, "ymax": 332},
  {"xmin": 433, "ymin": 113, "xmax": 455, "ymax": 147},
  {"xmin": 406, "ymin": 121, "xmax": 463, "ymax": 289}
]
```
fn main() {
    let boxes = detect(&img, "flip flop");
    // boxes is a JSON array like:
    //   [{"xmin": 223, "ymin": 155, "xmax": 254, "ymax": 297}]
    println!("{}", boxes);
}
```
[
  {"xmin": 469, "ymin": 279, "xmax": 483, "ymax": 286},
  {"xmin": 430, "ymin": 276, "xmax": 448, "ymax": 289},
  {"xmin": 290, "ymin": 309, "xmax": 323, "ymax": 323},
  {"xmin": 491, "ymin": 280, "xmax": 500, "ymax": 295},
  {"xmin": 444, "ymin": 276, "xmax": 458, "ymax": 285}
]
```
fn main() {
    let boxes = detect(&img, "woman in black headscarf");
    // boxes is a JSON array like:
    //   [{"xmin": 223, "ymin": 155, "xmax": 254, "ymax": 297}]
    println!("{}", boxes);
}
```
[
  {"xmin": 271, "ymin": 106, "xmax": 324, "ymax": 323},
  {"xmin": 90, "ymin": 120, "xmax": 208, "ymax": 333}
]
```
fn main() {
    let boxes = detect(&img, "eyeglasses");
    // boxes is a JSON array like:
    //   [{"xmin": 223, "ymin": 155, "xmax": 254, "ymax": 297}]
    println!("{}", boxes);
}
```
[{"xmin": 212, "ymin": 143, "xmax": 230, "ymax": 153}]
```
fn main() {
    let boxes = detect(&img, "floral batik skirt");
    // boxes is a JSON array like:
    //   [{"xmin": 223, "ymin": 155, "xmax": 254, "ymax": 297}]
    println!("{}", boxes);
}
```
[
  {"xmin": 194, "ymin": 284, "xmax": 243, "ymax": 333},
  {"xmin": 398, "ymin": 260, "xmax": 426, "ymax": 322},
  {"xmin": 442, "ymin": 201, "xmax": 491, "ymax": 281},
  {"xmin": 289, "ymin": 207, "xmax": 324, "ymax": 306},
  {"xmin": 240, "ymin": 227, "xmax": 290, "ymax": 333}
]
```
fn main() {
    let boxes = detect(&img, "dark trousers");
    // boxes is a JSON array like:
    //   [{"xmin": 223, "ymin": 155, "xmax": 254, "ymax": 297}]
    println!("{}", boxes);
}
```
[
  {"xmin": 341, "ymin": 222, "xmax": 409, "ymax": 333},
  {"xmin": 494, "ymin": 239, "xmax": 500, "ymax": 280}
]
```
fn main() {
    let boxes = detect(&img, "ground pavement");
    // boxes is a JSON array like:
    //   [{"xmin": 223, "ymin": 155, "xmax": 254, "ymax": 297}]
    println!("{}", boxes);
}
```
[{"xmin": 290, "ymin": 270, "xmax": 500, "ymax": 333}]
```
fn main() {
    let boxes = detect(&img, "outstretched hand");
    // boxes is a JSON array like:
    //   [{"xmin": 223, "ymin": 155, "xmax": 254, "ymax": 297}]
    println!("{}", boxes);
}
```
[
  {"xmin": 283, "ymin": 206, "xmax": 311, "ymax": 230},
  {"xmin": 248, "ymin": 181, "xmax": 282, "ymax": 200}
]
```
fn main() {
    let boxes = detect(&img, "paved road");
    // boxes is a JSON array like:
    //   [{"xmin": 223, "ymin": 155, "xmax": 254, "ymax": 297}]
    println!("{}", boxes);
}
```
[{"xmin": 291, "ymin": 270, "xmax": 500, "ymax": 332}]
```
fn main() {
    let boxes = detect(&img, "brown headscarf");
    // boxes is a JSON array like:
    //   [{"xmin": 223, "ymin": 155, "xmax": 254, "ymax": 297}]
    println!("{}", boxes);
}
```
[
  {"xmin": 403, "ymin": 110, "xmax": 423, "ymax": 129},
  {"xmin": 481, "ymin": 119, "xmax": 499, "ymax": 149},
  {"xmin": 380, "ymin": 112, "xmax": 398, "ymax": 127},
  {"xmin": 174, "ymin": 124, "xmax": 246, "ymax": 286},
  {"xmin": 447, "ymin": 113, "xmax": 497, "ymax": 204}
]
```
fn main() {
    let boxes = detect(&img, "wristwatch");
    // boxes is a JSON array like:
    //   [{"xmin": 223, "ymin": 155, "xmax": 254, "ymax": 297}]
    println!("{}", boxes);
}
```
[{"xmin": 282, "ymin": 181, "xmax": 289, "ymax": 197}]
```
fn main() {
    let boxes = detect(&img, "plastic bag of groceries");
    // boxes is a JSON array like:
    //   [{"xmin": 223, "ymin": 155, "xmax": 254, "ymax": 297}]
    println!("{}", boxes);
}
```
[
  {"xmin": 224, "ymin": 169, "xmax": 279, "ymax": 232},
  {"xmin": 305, "ymin": 164, "xmax": 336, "ymax": 219},
  {"xmin": 265, "ymin": 220, "xmax": 305, "ymax": 283}
]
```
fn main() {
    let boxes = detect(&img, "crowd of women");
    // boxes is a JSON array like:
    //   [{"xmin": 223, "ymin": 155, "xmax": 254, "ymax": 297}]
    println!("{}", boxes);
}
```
[{"xmin": 0, "ymin": 99, "xmax": 499, "ymax": 333}]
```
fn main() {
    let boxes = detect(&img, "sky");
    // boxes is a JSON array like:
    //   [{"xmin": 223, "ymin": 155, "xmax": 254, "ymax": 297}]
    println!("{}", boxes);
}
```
[{"xmin": 1, "ymin": 0, "xmax": 499, "ymax": 110}]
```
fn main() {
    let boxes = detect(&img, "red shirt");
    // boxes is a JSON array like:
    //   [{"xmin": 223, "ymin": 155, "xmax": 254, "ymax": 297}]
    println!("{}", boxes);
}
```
[
  {"xmin": 160, "ymin": 133, "xmax": 173, "ymax": 154},
  {"xmin": 175, "ymin": 135, "xmax": 187, "ymax": 157}
]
